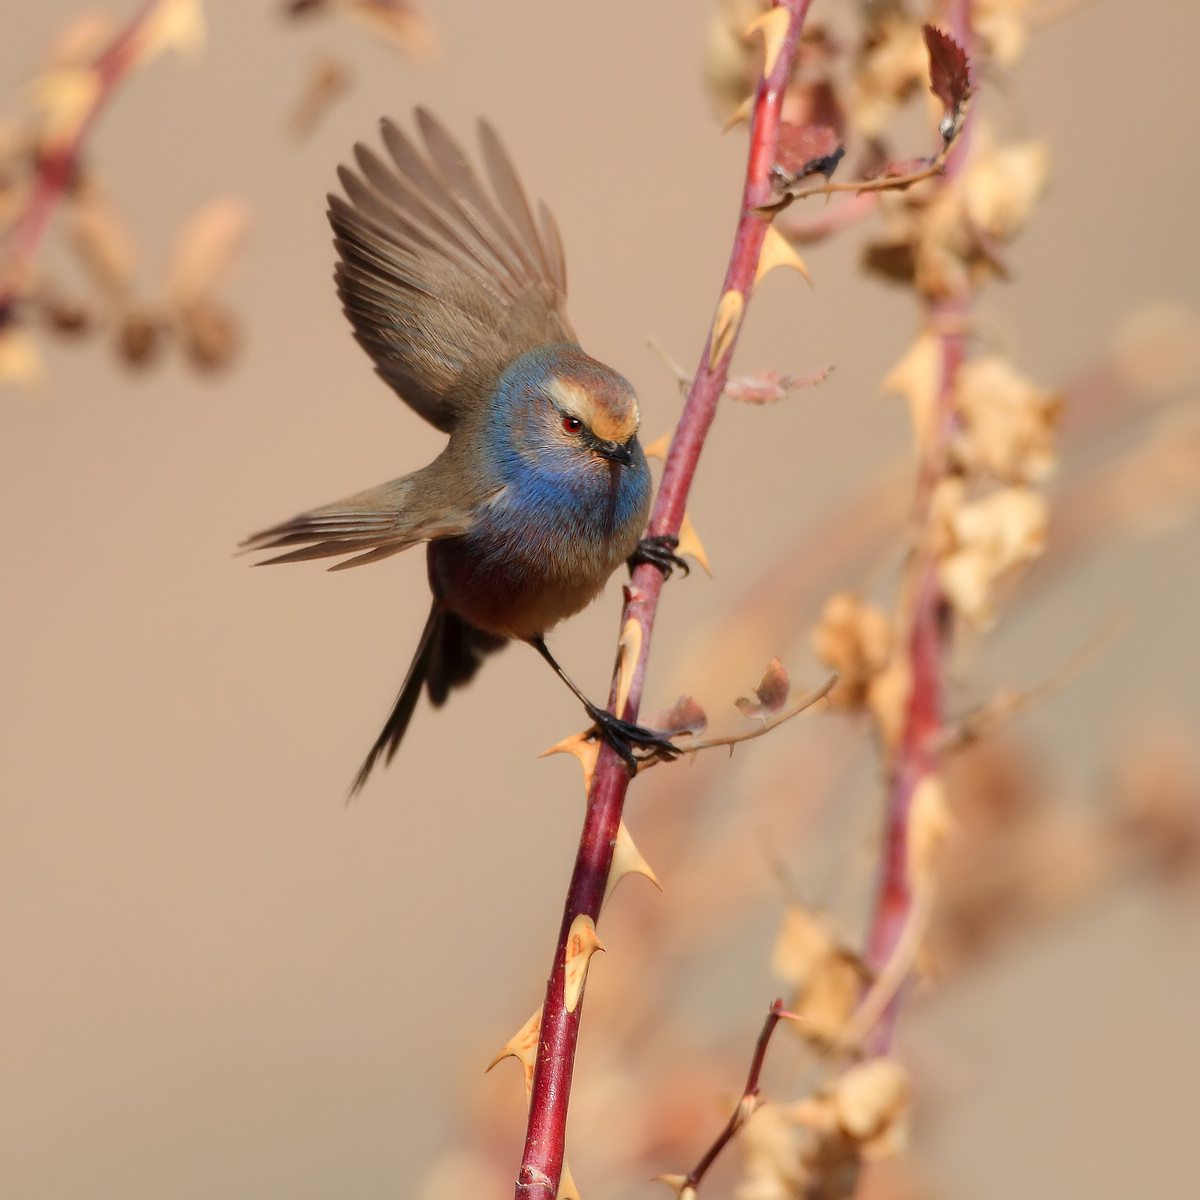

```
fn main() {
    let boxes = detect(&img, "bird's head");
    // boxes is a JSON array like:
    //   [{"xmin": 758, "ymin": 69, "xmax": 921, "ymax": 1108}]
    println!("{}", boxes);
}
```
[{"xmin": 496, "ymin": 344, "xmax": 644, "ymax": 477}]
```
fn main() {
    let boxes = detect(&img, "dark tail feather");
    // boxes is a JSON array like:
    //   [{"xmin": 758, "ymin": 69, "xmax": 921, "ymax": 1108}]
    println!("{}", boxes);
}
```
[
  {"xmin": 426, "ymin": 609, "xmax": 507, "ymax": 705},
  {"xmin": 350, "ymin": 604, "xmax": 439, "ymax": 796},
  {"xmin": 350, "ymin": 605, "xmax": 507, "ymax": 795}
]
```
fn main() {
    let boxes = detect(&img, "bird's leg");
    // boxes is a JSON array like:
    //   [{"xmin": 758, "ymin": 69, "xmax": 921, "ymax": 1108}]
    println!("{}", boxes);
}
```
[
  {"xmin": 527, "ymin": 635, "xmax": 680, "ymax": 769},
  {"xmin": 627, "ymin": 534, "xmax": 689, "ymax": 579}
]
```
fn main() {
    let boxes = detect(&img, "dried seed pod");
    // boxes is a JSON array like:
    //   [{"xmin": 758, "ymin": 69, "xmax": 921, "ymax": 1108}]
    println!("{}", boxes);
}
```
[
  {"xmin": 116, "ymin": 308, "xmax": 165, "ymax": 368},
  {"xmin": 69, "ymin": 183, "xmax": 137, "ymax": 296},
  {"xmin": 938, "ymin": 485, "xmax": 1049, "ymax": 624},
  {"xmin": 179, "ymin": 300, "xmax": 237, "ymax": 371},
  {"xmin": 832, "ymin": 1059, "xmax": 909, "ymax": 1149},
  {"xmin": 41, "ymin": 295, "xmax": 92, "ymax": 336},
  {"xmin": 165, "ymin": 196, "xmax": 249, "ymax": 313},
  {"xmin": 953, "ymin": 354, "xmax": 1060, "ymax": 484},
  {"xmin": 772, "ymin": 906, "xmax": 869, "ymax": 1044},
  {"xmin": 962, "ymin": 128, "xmax": 1049, "ymax": 243},
  {"xmin": 812, "ymin": 593, "xmax": 893, "ymax": 708}
]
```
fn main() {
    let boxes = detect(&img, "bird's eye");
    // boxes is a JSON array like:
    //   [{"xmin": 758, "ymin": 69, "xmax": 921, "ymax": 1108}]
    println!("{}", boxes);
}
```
[{"xmin": 562, "ymin": 415, "xmax": 584, "ymax": 434}]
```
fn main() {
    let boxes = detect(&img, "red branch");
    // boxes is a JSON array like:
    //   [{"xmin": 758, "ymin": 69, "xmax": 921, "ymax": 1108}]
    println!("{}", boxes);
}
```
[
  {"xmin": 0, "ymin": 0, "xmax": 164, "ymax": 330},
  {"xmin": 860, "ymin": 0, "xmax": 974, "ymax": 1055},
  {"xmin": 682, "ymin": 999, "xmax": 790, "ymax": 1193},
  {"xmin": 515, "ymin": 4, "xmax": 814, "ymax": 1198}
]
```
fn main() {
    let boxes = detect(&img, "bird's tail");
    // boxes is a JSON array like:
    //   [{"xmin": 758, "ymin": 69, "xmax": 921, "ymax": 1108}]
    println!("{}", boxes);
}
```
[{"xmin": 351, "ymin": 604, "xmax": 507, "ymax": 795}]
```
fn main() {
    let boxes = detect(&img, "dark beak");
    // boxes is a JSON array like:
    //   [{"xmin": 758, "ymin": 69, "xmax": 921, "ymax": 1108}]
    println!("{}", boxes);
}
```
[{"xmin": 597, "ymin": 438, "xmax": 635, "ymax": 466}]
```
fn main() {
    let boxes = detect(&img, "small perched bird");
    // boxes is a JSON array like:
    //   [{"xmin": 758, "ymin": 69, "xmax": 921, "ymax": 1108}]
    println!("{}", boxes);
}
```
[{"xmin": 245, "ymin": 109, "xmax": 682, "ymax": 793}]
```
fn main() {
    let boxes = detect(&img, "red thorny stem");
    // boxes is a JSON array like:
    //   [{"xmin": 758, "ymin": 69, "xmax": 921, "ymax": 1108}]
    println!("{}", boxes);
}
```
[
  {"xmin": 861, "ymin": 0, "xmax": 975, "ymax": 1055},
  {"xmin": 515, "ymin": 4, "xmax": 815, "ymax": 1198},
  {"xmin": 0, "ymin": 0, "xmax": 170, "ymax": 330}
]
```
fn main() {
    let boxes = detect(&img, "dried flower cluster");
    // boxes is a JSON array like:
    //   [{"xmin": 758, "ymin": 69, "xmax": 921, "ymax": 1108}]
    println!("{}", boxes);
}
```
[
  {"xmin": 708, "ymin": 0, "xmax": 1062, "ymax": 1193},
  {"xmin": 0, "ymin": 0, "xmax": 249, "ymax": 384},
  {"xmin": 420, "ymin": 4, "xmax": 1200, "ymax": 1200}
]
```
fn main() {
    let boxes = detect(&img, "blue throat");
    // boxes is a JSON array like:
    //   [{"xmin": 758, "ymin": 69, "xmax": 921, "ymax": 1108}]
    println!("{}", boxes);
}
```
[{"xmin": 483, "ymin": 347, "xmax": 651, "ymax": 546}]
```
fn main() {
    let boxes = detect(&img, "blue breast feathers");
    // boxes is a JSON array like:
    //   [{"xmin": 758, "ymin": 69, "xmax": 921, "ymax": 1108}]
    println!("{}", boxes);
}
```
[{"xmin": 426, "ymin": 345, "xmax": 651, "ymax": 636}]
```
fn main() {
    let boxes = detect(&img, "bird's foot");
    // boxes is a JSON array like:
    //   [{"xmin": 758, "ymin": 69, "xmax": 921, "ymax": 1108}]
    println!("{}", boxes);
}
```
[
  {"xmin": 584, "ymin": 701, "xmax": 681, "ymax": 770},
  {"xmin": 628, "ymin": 534, "xmax": 689, "ymax": 579}
]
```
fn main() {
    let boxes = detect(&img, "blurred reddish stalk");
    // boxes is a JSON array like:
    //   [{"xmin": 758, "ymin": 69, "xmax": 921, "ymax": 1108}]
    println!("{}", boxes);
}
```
[
  {"xmin": 861, "ymin": 0, "xmax": 974, "ymax": 1054},
  {"xmin": 515, "ymin": 4, "xmax": 814, "ymax": 1198},
  {"xmin": 682, "ymin": 999, "xmax": 790, "ymax": 1192},
  {"xmin": 0, "ymin": 0, "xmax": 165, "ymax": 330}
]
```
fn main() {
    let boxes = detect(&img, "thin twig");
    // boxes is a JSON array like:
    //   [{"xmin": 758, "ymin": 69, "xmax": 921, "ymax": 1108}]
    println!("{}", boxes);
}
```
[
  {"xmin": 777, "ymin": 189, "xmax": 879, "ymax": 243},
  {"xmin": 647, "ymin": 333, "xmax": 690, "ymax": 390},
  {"xmin": 515, "ymin": 6, "xmax": 816, "ymax": 1198},
  {"xmin": 787, "ymin": 151, "xmax": 950, "ymax": 204},
  {"xmin": 939, "ymin": 617, "xmax": 1121, "ymax": 755},
  {"xmin": 657, "ymin": 999, "xmax": 795, "ymax": 1199},
  {"xmin": 640, "ymin": 675, "xmax": 839, "ymax": 771},
  {"xmin": 759, "ymin": 119, "xmax": 966, "ymax": 220}
]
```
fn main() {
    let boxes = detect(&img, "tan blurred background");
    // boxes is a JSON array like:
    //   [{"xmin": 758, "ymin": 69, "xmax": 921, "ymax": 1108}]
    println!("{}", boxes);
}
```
[{"xmin": 2, "ymin": 1, "xmax": 1199, "ymax": 1197}]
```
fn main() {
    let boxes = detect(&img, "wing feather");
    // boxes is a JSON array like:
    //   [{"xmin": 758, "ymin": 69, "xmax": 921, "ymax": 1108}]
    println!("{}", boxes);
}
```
[
  {"xmin": 330, "ymin": 110, "xmax": 576, "ymax": 434},
  {"xmin": 477, "ymin": 118, "xmax": 554, "ymax": 282},
  {"xmin": 241, "ymin": 473, "xmax": 476, "ymax": 570},
  {"xmin": 347, "ymin": 149, "xmax": 503, "ymax": 286},
  {"xmin": 381, "ymin": 116, "xmax": 527, "ymax": 284},
  {"xmin": 417, "ymin": 109, "xmax": 540, "ymax": 279},
  {"xmin": 538, "ymin": 201, "xmax": 568, "ymax": 295}
]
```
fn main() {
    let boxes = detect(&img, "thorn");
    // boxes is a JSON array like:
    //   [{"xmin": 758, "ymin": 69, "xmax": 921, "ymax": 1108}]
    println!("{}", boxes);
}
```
[
  {"xmin": 755, "ymin": 225, "xmax": 812, "ymax": 290},
  {"xmin": 722, "ymin": 94, "xmax": 754, "ymax": 132},
  {"xmin": 615, "ymin": 619, "xmax": 643, "ymax": 717},
  {"xmin": 540, "ymin": 731, "xmax": 601, "ymax": 794},
  {"xmin": 733, "ymin": 1092, "xmax": 762, "ymax": 1131},
  {"xmin": 558, "ymin": 1158, "xmax": 583, "ymax": 1200},
  {"xmin": 563, "ymin": 915, "xmax": 604, "ymax": 1014},
  {"xmin": 487, "ymin": 1007, "xmax": 541, "ymax": 1100},
  {"xmin": 643, "ymin": 432, "xmax": 672, "ymax": 461},
  {"xmin": 654, "ymin": 1176, "xmax": 696, "ymax": 1200},
  {"xmin": 604, "ymin": 820, "xmax": 662, "ymax": 907},
  {"xmin": 676, "ymin": 510, "xmax": 712, "ymax": 577},
  {"xmin": 708, "ymin": 289, "xmax": 744, "ymax": 371},
  {"xmin": 744, "ymin": 7, "xmax": 791, "ymax": 79}
]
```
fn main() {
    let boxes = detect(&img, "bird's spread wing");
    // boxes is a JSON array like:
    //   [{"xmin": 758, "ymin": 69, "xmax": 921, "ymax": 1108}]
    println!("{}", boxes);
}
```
[
  {"xmin": 241, "ymin": 471, "xmax": 480, "ymax": 570},
  {"xmin": 330, "ymin": 108, "xmax": 576, "ymax": 433}
]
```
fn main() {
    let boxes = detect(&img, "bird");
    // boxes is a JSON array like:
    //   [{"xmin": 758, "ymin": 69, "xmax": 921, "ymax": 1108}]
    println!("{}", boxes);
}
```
[{"xmin": 244, "ymin": 109, "xmax": 685, "ymax": 793}]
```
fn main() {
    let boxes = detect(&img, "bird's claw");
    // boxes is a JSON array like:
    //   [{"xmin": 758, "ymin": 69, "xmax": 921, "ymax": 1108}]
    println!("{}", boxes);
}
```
[
  {"xmin": 628, "ymin": 534, "xmax": 689, "ymax": 580},
  {"xmin": 584, "ymin": 702, "xmax": 681, "ymax": 769}
]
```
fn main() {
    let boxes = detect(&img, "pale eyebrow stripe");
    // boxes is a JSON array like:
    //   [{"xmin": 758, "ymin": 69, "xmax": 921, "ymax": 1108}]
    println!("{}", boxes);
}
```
[
  {"xmin": 546, "ymin": 376, "xmax": 591, "ymax": 416},
  {"xmin": 546, "ymin": 375, "xmax": 639, "ymax": 442}
]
